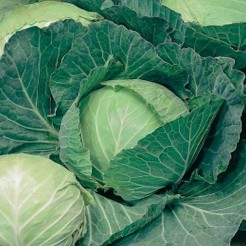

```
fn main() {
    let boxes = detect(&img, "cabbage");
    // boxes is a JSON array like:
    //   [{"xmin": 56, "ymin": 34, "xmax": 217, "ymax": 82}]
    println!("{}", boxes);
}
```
[
  {"xmin": 0, "ymin": 1, "xmax": 102, "ymax": 55},
  {"xmin": 0, "ymin": 153, "xmax": 92, "ymax": 246},
  {"xmin": 0, "ymin": 1, "xmax": 246, "ymax": 245},
  {"xmin": 0, "ymin": 0, "xmax": 36, "ymax": 19},
  {"xmin": 160, "ymin": 0, "xmax": 246, "ymax": 69},
  {"xmin": 80, "ymin": 79, "xmax": 188, "ymax": 182},
  {"xmin": 161, "ymin": 0, "xmax": 246, "ymax": 26}
]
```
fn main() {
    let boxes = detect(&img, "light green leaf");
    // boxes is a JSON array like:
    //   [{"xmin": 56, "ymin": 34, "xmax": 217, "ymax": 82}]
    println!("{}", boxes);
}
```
[
  {"xmin": 0, "ymin": 153, "xmax": 92, "ymax": 246},
  {"xmin": 162, "ymin": 0, "xmax": 246, "ymax": 26},
  {"xmin": 102, "ymin": 79, "xmax": 188, "ymax": 123}
]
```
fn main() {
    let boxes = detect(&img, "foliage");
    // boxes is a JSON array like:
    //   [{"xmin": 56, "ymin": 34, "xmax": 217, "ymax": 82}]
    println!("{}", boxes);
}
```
[{"xmin": 0, "ymin": 0, "xmax": 246, "ymax": 245}]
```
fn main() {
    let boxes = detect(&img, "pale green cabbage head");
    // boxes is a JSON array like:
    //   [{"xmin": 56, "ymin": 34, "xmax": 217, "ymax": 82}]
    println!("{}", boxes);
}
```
[
  {"xmin": 0, "ymin": 153, "xmax": 92, "ymax": 246},
  {"xmin": 162, "ymin": 0, "xmax": 246, "ymax": 26},
  {"xmin": 80, "ymin": 79, "xmax": 188, "ymax": 182},
  {"xmin": 0, "ymin": 0, "xmax": 36, "ymax": 18}
]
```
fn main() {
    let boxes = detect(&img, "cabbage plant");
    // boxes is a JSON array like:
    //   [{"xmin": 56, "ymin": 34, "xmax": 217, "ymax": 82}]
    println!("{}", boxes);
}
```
[
  {"xmin": 0, "ymin": 153, "xmax": 92, "ymax": 246},
  {"xmin": 0, "ymin": 1, "xmax": 102, "ymax": 55},
  {"xmin": 0, "ymin": 0, "xmax": 246, "ymax": 245},
  {"xmin": 80, "ymin": 79, "xmax": 188, "ymax": 184}
]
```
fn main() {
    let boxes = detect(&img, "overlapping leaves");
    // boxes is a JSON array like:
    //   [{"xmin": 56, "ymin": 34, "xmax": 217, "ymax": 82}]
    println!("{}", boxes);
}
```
[
  {"xmin": 65, "ymin": 0, "xmax": 186, "ymax": 45},
  {"xmin": 184, "ymin": 23, "xmax": 246, "ymax": 69},
  {"xmin": 113, "ymin": 142, "xmax": 246, "ymax": 246},
  {"xmin": 0, "ymin": 2, "xmax": 245, "ymax": 245},
  {"xmin": 104, "ymin": 99, "xmax": 223, "ymax": 201},
  {"xmin": 157, "ymin": 43, "xmax": 245, "ymax": 183},
  {"xmin": 77, "ymin": 192, "xmax": 179, "ymax": 246},
  {"xmin": 51, "ymin": 19, "xmax": 186, "ymax": 117}
]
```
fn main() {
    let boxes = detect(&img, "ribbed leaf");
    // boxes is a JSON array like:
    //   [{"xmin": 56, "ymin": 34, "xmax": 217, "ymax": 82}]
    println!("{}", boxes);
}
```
[
  {"xmin": 98, "ymin": 0, "xmax": 185, "ymax": 45},
  {"xmin": 51, "ymin": 20, "xmax": 187, "ymax": 117},
  {"xmin": 0, "ymin": 154, "xmax": 90, "ymax": 246},
  {"xmin": 97, "ymin": 0, "xmax": 185, "ymax": 45},
  {"xmin": 157, "ymin": 43, "xmax": 245, "ymax": 183},
  {"xmin": 185, "ymin": 23, "xmax": 246, "ymax": 69},
  {"xmin": 59, "ymin": 62, "xmax": 123, "ymax": 189},
  {"xmin": 115, "ymin": 142, "xmax": 246, "ymax": 246},
  {"xmin": 59, "ymin": 103, "xmax": 99, "ymax": 189},
  {"xmin": 77, "ymin": 192, "xmax": 178, "ymax": 246},
  {"xmin": 0, "ymin": 20, "xmax": 85, "ymax": 156},
  {"xmin": 104, "ymin": 99, "xmax": 223, "ymax": 201},
  {"xmin": 161, "ymin": 0, "xmax": 246, "ymax": 69}
]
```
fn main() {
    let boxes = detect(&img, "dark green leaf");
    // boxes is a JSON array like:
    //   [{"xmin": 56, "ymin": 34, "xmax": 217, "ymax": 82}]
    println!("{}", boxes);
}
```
[
  {"xmin": 100, "ymin": 0, "xmax": 186, "ymax": 45},
  {"xmin": 104, "ymin": 100, "xmax": 223, "ymax": 201},
  {"xmin": 51, "ymin": 20, "xmax": 186, "ymax": 116},
  {"xmin": 77, "ymin": 192, "xmax": 178, "ymax": 246},
  {"xmin": 115, "ymin": 142, "xmax": 246, "ymax": 245},
  {"xmin": 184, "ymin": 23, "xmax": 246, "ymax": 69},
  {"xmin": 59, "ymin": 61, "xmax": 123, "ymax": 189},
  {"xmin": 157, "ymin": 43, "xmax": 245, "ymax": 183}
]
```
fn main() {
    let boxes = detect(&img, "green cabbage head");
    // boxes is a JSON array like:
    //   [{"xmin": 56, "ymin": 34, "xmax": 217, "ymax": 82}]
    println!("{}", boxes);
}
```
[
  {"xmin": 0, "ymin": 153, "xmax": 92, "ymax": 246},
  {"xmin": 0, "ymin": 0, "xmax": 36, "ymax": 18},
  {"xmin": 161, "ymin": 0, "xmax": 246, "ymax": 26},
  {"xmin": 79, "ymin": 79, "xmax": 188, "ymax": 183},
  {"xmin": 0, "ymin": 1, "xmax": 103, "ymax": 55}
]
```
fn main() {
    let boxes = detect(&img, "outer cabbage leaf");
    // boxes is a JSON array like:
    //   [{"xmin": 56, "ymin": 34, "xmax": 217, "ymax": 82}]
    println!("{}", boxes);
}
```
[
  {"xmin": 104, "ymin": 99, "xmax": 223, "ymax": 201},
  {"xmin": 77, "ymin": 192, "xmax": 179, "ymax": 246},
  {"xmin": 160, "ymin": 0, "xmax": 246, "ymax": 69},
  {"xmin": 59, "ymin": 103, "xmax": 98, "ymax": 190},
  {"xmin": 69, "ymin": 0, "xmax": 246, "ymax": 70},
  {"xmin": 184, "ymin": 23, "xmax": 246, "ymax": 69},
  {"xmin": 114, "ymin": 141, "xmax": 246, "ymax": 246},
  {"xmin": 157, "ymin": 43, "xmax": 245, "ymax": 183},
  {"xmin": 63, "ymin": 0, "xmax": 186, "ymax": 45},
  {"xmin": 100, "ymin": 0, "xmax": 186, "ymax": 45},
  {"xmin": 0, "ymin": 20, "xmax": 87, "ymax": 156},
  {"xmin": 51, "ymin": 20, "xmax": 188, "ymax": 117}
]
